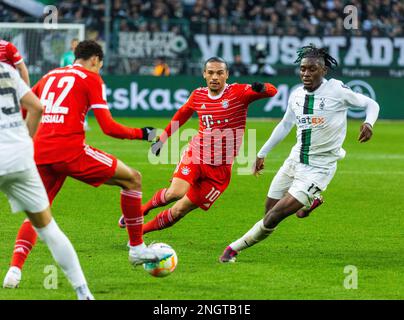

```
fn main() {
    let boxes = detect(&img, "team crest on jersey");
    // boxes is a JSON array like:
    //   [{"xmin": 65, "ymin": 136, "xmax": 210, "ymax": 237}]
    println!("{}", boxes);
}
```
[
  {"xmin": 319, "ymin": 98, "xmax": 325, "ymax": 110},
  {"xmin": 222, "ymin": 99, "xmax": 229, "ymax": 108},
  {"xmin": 181, "ymin": 166, "xmax": 191, "ymax": 175}
]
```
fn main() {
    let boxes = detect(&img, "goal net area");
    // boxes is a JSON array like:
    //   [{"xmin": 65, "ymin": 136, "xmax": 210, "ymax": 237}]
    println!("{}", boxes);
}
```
[{"xmin": 0, "ymin": 23, "xmax": 85, "ymax": 79}]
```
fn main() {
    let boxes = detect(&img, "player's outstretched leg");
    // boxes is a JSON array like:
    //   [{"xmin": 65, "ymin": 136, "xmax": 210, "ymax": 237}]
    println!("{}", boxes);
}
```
[
  {"xmin": 143, "ymin": 195, "xmax": 198, "ymax": 234},
  {"xmin": 118, "ymin": 178, "xmax": 190, "ymax": 228},
  {"xmin": 3, "ymin": 219, "xmax": 38, "ymax": 288},
  {"xmin": 220, "ymin": 219, "xmax": 275, "ymax": 263},
  {"xmin": 4, "ymin": 165, "xmax": 65, "ymax": 288},
  {"xmin": 107, "ymin": 160, "xmax": 173, "ymax": 266},
  {"xmin": 141, "ymin": 188, "xmax": 168, "ymax": 216},
  {"xmin": 118, "ymin": 187, "xmax": 168, "ymax": 228},
  {"xmin": 27, "ymin": 207, "xmax": 93, "ymax": 300},
  {"xmin": 220, "ymin": 193, "xmax": 303, "ymax": 263},
  {"xmin": 220, "ymin": 197, "xmax": 279, "ymax": 263}
]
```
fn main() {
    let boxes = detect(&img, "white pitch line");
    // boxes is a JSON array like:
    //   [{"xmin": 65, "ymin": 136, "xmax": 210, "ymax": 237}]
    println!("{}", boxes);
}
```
[
  {"xmin": 127, "ymin": 164, "xmax": 404, "ymax": 175},
  {"xmin": 328, "ymin": 170, "xmax": 404, "ymax": 175},
  {"xmin": 92, "ymin": 146, "xmax": 404, "ymax": 160},
  {"xmin": 345, "ymin": 154, "xmax": 404, "ymax": 160}
]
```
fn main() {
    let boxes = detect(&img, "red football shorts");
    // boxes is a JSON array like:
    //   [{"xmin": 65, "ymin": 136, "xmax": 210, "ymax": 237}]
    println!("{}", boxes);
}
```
[
  {"xmin": 173, "ymin": 149, "xmax": 232, "ymax": 211},
  {"xmin": 37, "ymin": 145, "xmax": 117, "ymax": 204}
]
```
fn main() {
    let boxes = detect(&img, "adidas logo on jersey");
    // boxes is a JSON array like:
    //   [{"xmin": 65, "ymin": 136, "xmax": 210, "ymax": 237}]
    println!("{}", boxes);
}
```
[{"xmin": 201, "ymin": 104, "xmax": 206, "ymax": 109}]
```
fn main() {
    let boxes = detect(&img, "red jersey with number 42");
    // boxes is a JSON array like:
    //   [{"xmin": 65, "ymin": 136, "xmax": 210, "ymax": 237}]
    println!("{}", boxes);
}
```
[
  {"xmin": 162, "ymin": 83, "xmax": 277, "ymax": 165},
  {"xmin": 32, "ymin": 64, "xmax": 109, "ymax": 164}
]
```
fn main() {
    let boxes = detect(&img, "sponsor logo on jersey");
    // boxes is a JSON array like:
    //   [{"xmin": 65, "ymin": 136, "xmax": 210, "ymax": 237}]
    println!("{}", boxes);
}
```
[
  {"xmin": 201, "ymin": 104, "xmax": 206, "ymax": 109},
  {"xmin": 222, "ymin": 99, "xmax": 229, "ymax": 108},
  {"xmin": 181, "ymin": 166, "xmax": 191, "ymax": 175},
  {"xmin": 201, "ymin": 114, "xmax": 214, "ymax": 129},
  {"xmin": 296, "ymin": 115, "xmax": 325, "ymax": 129}
]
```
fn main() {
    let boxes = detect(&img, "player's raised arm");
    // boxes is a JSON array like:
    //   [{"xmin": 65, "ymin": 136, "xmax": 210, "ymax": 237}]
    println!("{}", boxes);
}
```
[
  {"xmin": 151, "ymin": 92, "xmax": 195, "ymax": 156},
  {"xmin": 340, "ymin": 82, "xmax": 380, "ymax": 143},
  {"xmin": 253, "ymin": 102, "xmax": 295, "ymax": 176},
  {"xmin": 93, "ymin": 107, "xmax": 155, "ymax": 141},
  {"xmin": 243, "ymin": 82, "xmax": 278, "ymax": 103},
  {"xmin": 87, "ymin": 76, "xmax": 155, "ymax": 141}
]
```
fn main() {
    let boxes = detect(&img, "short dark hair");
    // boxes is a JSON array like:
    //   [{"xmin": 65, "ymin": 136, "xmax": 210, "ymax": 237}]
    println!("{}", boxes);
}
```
[
  {"xmin": 204, "ymin": 56, "xmax": 228, "ymax": 70},
  {"xmin": 74, "ymin": 40, "xmax": 104, "ymax": 61},
  {"xmin": 294, "ymin": 44, "xmax": 338, "ymax": 69}
]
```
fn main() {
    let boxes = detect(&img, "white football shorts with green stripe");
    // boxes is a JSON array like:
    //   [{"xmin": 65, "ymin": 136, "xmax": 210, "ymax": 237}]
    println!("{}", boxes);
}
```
[{"xmin": 267, "ymin": 158, "xmax": 336, "ymax": 207}]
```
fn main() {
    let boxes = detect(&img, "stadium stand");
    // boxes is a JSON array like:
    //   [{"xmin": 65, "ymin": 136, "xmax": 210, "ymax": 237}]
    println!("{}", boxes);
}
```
[{"xmin": 1, "ymin": 0, "xmax": 403, "ymax": 75}]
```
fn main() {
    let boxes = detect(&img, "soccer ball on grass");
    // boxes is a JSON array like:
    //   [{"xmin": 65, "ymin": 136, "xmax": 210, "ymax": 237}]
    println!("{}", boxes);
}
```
[{"xmin": 143, "ymin": 243, "xmax": 178, "ymax": 277}]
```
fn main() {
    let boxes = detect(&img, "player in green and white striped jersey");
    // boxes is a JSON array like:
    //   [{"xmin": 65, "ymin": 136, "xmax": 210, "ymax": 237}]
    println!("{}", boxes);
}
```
[{"xmin": 220, "ymin": 44, "xmax": 380, "ymax": 263}]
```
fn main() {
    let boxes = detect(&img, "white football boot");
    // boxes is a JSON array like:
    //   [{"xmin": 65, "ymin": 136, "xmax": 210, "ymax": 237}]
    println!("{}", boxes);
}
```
[
  {"xmin": 129, "ymin": 243, "xmax": 173, "ymax": 266},
  {"xmin": 75, "ymin": 284, "xmax": 95, "ymax": 300},
  {"xmin": 3, "ymin": 266, "xmax": 22, "ymax": 289}
]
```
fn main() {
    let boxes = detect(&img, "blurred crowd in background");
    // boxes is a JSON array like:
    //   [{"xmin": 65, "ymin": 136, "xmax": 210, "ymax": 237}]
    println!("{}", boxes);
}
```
[
  {"xmin": 1, "ymin": 0, "xmax": 403, "ymax": 76},
  {"xmin": 2, "ymin": 0, "xmax": 402, "ymax": 37}
]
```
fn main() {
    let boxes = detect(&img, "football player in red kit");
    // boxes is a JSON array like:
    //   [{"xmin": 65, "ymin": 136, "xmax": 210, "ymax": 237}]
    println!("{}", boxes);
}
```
[
  {"xmin": 118, "ymin": 57, "xmax": 278, "ymax": 234},
  {"xmin": 3, "ymin": 40, "xmax": 172, "ymax": 289}
]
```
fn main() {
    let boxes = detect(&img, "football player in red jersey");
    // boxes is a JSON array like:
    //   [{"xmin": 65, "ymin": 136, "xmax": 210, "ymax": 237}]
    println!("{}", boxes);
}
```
[
  {"xmin": 118, "ymin": 57, "xmax": 278, "ymax": 234},
  {"xmin": 0, "ymin": 38, "xmax": 30, "ymax": 86},
  {"xmin": 3, "ymin": 40, "xmax": 172, "ymax": 289}
]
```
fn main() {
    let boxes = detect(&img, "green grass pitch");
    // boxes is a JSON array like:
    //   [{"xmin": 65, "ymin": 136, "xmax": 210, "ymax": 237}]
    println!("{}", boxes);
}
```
[{"xmin": 0, "ymin": 117, "xmax": 403, "ymax": 300}]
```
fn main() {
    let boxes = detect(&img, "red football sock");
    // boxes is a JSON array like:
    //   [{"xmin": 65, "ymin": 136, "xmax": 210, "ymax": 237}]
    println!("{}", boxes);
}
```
[
  {"xmin": 141, "ymin": 188, "xmax": 167, "ymax": 216},
  {"xmin": 11, "ymin": 219, "xmax": 38, "ymax": 270},
  {"xmin": 143, "ymin": 208, "xmax": 176, "ymax": 234},
  {"xmin": 121, "ymin": 190, "xmax": 143, "ymax": 246}
]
